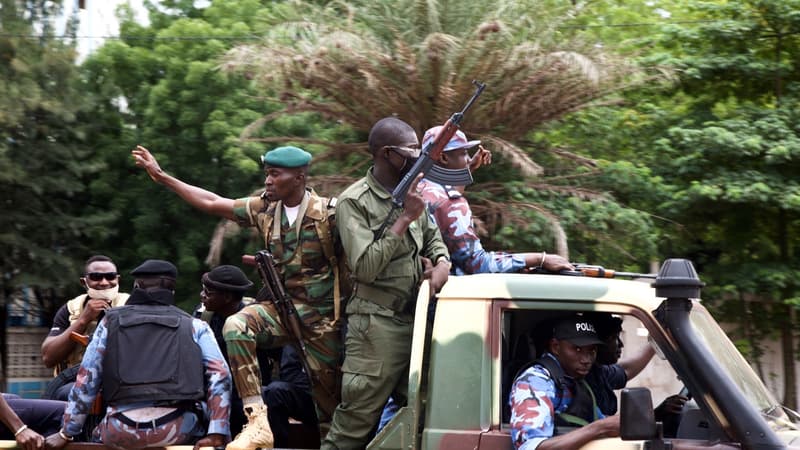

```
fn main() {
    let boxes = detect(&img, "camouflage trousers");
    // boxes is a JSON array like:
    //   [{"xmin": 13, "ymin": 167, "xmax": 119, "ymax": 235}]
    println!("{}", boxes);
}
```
[
  {"xmin": 93, "ymin": 408, "xmax": 204, "ymax": 450},
  {"xmin": 222, "ymin": 301, "xmax": 342, "ymax": 422}
]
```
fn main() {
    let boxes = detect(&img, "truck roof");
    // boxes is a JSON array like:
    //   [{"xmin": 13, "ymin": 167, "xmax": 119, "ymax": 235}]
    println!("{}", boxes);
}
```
[{"xmin": 437, "ymin": 273, "xmax": 664, "ymax": 311}]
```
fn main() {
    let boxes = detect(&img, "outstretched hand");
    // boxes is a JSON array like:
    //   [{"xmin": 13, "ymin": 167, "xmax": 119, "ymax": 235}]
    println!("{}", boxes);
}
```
[{"xmin": 131, "ymin": 145, "xmax": 165, "ymax": 183}]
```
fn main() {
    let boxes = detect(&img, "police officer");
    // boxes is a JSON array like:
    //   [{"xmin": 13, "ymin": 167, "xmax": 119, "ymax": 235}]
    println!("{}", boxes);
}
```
[
  {"xmin": 509, "ymin": 315, "xmax": 620, "ymax": 450},
  {"xmin": 196, "ymin": 265, "xmax": 318, "ymax": 447},
  {"xmin": 322, "ymin": 117, "xmax": 450, "ymax": 449},
  {"xmin": 132, "ymin": 145, "xmax": 344, "ymax": 450},
  {"xmin": 45, "ymin": 259, "xmax": 231, "ymax": 450}
]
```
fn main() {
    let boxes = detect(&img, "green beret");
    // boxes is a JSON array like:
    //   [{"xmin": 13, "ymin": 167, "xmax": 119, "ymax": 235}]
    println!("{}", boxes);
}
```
[{"xmin": 261, "ymin": 146, "xmax": 312, "ymax": 168}]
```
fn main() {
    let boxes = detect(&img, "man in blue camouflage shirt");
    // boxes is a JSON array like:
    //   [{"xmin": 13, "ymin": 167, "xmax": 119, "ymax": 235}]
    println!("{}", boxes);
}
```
[
  {"xmin": 509, "ymin": 315, "xmax": 620, "ymax": 450},
  {"xmin": 417, "ymin": 126, "xmax": 573, "ymax": 275},
  {"xmin": 45, "ymin": 260, "xmax": 231, "ymax": 450}
]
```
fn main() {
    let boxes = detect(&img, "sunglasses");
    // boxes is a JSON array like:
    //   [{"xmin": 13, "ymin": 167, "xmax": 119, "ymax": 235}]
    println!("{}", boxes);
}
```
[
  {"xmin": 384, "ymin": 145, "xmax": 421, "ymax": 159},
  {"xmin": 85, "ymin": 272, "xmax": 118, "ymax": 282}
]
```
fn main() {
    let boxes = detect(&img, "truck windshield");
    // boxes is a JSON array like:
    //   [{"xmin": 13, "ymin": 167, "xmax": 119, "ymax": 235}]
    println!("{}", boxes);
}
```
[{"xmin": 689, "ymin": 304, "xmax": 799, "ymax": 429}]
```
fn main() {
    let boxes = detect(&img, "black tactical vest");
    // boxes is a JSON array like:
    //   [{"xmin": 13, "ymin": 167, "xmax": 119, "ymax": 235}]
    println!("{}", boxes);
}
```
[
  {"xmin": 102, "ymin": 304, "xmax": 204, "ymax": 405},
  {"xmin": 533, "ymin": 356, "xmax": 599, "ymax": 431}
]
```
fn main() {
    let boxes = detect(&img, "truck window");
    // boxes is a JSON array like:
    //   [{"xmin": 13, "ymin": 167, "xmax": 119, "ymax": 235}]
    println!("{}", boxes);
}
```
[{"xmin": 500, "ymin": 309, "xmax": 715, "ymax": 440}]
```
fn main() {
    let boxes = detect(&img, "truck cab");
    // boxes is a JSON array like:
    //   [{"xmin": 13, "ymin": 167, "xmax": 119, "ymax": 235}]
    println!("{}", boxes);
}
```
[{"xmin": 370, "ymin": 259, "xmax": 800, "ymax": 450}]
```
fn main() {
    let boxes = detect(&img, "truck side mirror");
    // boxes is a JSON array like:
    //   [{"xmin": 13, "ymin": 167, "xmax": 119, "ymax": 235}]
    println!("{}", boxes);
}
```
[{"xmin": 620, "ymin": 387, "xmax": 658, "ymax": 440}]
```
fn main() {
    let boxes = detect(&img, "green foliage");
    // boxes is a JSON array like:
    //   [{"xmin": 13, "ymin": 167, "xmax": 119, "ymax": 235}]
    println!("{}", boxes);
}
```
[
  {"xmin": 0, "ymin": 0, "xmax": 109, "ymax": 296},
  {"xmin": 78, "ymin": 0, "xmax": 284, "ymax": 308}
]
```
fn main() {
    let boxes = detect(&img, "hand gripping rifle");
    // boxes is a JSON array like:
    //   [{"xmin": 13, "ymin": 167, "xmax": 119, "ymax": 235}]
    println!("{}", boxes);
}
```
[
  {"xmin": 374, "ymin": 80, "xmax": 486, "ymax": 240},
  {"xmin": 249, "ymin": 251, "xmax": 339, "ymax": 418}
]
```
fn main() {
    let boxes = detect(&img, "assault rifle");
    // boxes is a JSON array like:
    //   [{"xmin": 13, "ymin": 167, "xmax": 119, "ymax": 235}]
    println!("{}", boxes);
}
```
[
  {"xmin": 574, "ymin": 264, "xmax": 657, "ymax": 279},
  {"xmin": 245, "ymin": 251, "xmax": 339, "ymax": 418},
  {"xmin": 533, "ymin": 263, "xmax": 657, "ymax": 279},
  {"xmin": 374, "ymin": 80, "xmax": 486, "ymax": 239},
  {"xmin": 250, "ymin": 251, "xmax": 314, "ymax": 379}
]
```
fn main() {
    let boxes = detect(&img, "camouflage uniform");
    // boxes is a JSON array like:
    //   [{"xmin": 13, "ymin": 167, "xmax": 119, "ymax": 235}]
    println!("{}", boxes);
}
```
[
  {"xmin": 321, "ymin": 168, "xmax": 448, "ymax": 449},
  {"xmin": 509, "ymin": 354, "xmax": 605, "ymax": 450},
  {"xmin": 418, "ymin": 178, "xmax": 529, "ymax": 275},
  {"xmin": 60, "ymin": 316, "xmax": 231, "ymax": 449},
  {"xmin": 225, "ymin": 188, "xmax": 342, "ymax": 422}
]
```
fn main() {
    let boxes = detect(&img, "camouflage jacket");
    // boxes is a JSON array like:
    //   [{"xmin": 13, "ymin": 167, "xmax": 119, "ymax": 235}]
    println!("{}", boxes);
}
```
[
  {"xmin": 232, "ymin": 188, "xmax": 338, "ymax": 325},
  {"xmin": 62, "ymin": 316, "xmax": 231, "ymax": 438},
  {"xmin": 418, "ymin": 179, "xmax": 525, "ymax": 275}
]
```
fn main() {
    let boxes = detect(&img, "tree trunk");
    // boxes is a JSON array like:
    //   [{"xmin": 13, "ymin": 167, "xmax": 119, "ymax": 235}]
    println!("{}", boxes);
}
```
[
  {"xmin": 778, "ymin": 209, "xmax": 796, "ymax": 408},
  {"xmin": 782, "ymin": 305, "xmax": 797, "ymax": 409}
]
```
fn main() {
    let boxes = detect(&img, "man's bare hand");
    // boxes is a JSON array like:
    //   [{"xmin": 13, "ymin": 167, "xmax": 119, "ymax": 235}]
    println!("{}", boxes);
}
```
[
  {"xmin": 131, "ymin": 145, "xmax": 165, "ymax": 183},
  {"xmin": 429, "ymin": 259, "xmax": 449, "ymax": 293},
  {"xmin": 44, "ymin": 433, "xmax": 68, "ymax": 450},
  {"xmin": 16, "ymin": 428, "xmax": 45, "ymax": 450},
  {"xmin": 542, "ymin": 254, "xmax": 574, "ymax": 272},
  {"xmin": 193, "ymin": 433, "xmax": 226, "ymax": 450},
  {"xmin": 79, "ymin": 298, "xmax": 111, "ymax": 324},
  {"xmin": 400, "ymin": 173, "xmax": 426, "ymax": 222},
  {"xmin": 468, "ymin": 145, "xmax": 492, "ymax": 172}
]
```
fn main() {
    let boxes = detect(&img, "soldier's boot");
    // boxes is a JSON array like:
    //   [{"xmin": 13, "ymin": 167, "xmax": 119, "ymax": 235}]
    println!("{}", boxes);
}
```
[{"xmin": 227, "ymin": 403, "xmax": 274, "ymax": 450}]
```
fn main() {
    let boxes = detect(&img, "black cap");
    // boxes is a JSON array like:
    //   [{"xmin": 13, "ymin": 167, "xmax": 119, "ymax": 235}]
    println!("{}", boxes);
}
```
[
  {"xmin": 202, "ymin": 265, "xmax": 253, "ymax": 293},
  {"xmin": 553, "ymin": 316, "xmax": 604, "ymax": 346},
  {"xmin": 585, "ymin": 312, "xmax": 623, "ymax": 340},
  {"xmin": 130, "ymin": 259, "xmax": 178, "ymax": 279}
]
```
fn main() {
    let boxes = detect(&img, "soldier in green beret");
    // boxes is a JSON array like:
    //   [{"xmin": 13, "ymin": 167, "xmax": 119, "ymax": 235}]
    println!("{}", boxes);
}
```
[{"xmin": 132, "ymin": 144, "xmax": 346, "ymax": 450}]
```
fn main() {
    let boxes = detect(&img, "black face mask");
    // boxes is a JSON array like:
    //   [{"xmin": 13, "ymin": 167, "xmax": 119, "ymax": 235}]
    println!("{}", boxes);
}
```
[{"xmin": 388, "ymin": 147, "xmax": 418, "ymax": 177}]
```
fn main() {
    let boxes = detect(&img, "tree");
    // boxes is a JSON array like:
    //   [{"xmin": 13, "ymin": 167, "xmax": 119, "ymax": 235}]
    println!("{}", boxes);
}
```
[
  {"xmin": 546, "ymin": 0, "xmax": 800, "ymax": 407},
  {"xmin": 221, "ymin": 0, "xmax": 663, "ymax": 266},
  {"xmin": 0, "ymin": 0, "xmax": 106, "ymax": 300}
]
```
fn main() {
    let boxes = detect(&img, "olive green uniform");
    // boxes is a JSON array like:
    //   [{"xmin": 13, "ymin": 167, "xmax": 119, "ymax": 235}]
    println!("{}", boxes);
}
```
[
  {"xmin": 224, "ymin": 189, "xmax": 342, "ymax": 421},
  {"xmin": 321, "ymin": 169, "xmax": 448, "ymax": 449}
]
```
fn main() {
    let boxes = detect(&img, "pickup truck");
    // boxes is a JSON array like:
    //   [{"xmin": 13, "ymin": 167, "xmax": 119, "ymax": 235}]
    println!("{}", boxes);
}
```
[
  {"xmin": 3, "ymin": 258, "xmax": 798, "ymax": 450},
  {"xmin": 370, "ymin": 258, "xmax": 800, "ymax": 450}
]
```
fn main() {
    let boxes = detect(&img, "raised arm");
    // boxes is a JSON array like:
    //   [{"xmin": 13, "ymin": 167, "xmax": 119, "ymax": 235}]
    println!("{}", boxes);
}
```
[
  {"xmin": 131, "ymin": 145, "xmax": 236, "ymax": 221},
  {"xmin": 619, "ymin": 343, "xmax": 656, "ymax": 380}
]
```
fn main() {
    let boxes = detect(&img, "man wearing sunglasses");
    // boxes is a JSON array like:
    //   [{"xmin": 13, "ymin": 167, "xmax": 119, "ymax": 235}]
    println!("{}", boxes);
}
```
[
  {"xmin": 41, "ymin": 255, "xmax": 130, "ymax": 400},
  {"xmin": 132, "ymin": 144, "xmax": 345, "ymax": 450},
  {"xmin": 321, "ymin": 117, "xmax": 450, "ymax": 450}
]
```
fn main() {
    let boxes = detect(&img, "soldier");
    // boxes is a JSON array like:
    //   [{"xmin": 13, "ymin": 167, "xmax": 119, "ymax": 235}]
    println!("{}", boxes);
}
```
[
  {"xmin": 132, "ymin": 145, "xmax": 343, "ymax": 450},
  {"xmin": 509, "ymin": 315, "xmax": 620, "ymax": 450},
  {"xmin": 417, "ymin": 126, "xmax": 574, "ymax": 275},
  {"xmin": 321, "ymin": 117, "xmax": 450, "ymax": 449},
  {"xmin": 41, "ymin": 255, "xmax": 130, "ymax": 400},
  {"xmin": 195, "ymin": 265, "xmax": 318, "ymax": 447},
  {"xmin": 44, "ymin": 259, "xmax": 231, "ymax": 450}
]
